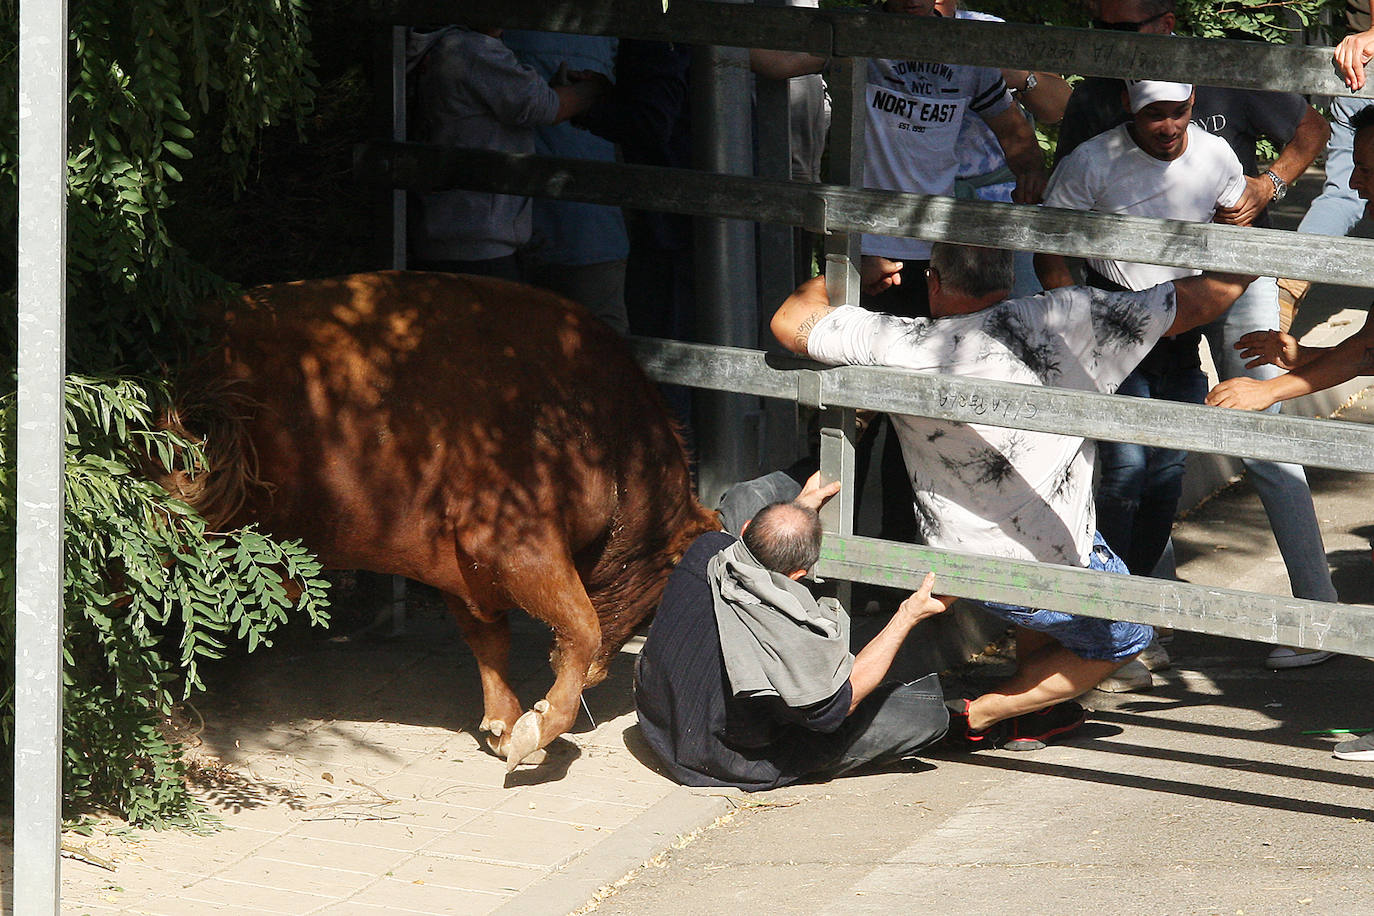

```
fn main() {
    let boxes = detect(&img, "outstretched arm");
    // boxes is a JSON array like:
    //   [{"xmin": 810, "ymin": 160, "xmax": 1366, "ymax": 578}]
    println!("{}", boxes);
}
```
[
  {"xmin": 1207, "ymin": 312, "xmax": 1374, "ymax": 411},
  {"xmin": 749, "ymin": 48, "xmax": 827, "ymax": 80},
  {"xmin": 772, "ymin": 275, "xmax": 837, "ymax": 356},
  {"xmin": 846, "ymin": 572, "xmax": 956, "ymax": 714},
  {"xmin": 1167, "ymin": 272, "xmax": 1258, "ymax": 336}
]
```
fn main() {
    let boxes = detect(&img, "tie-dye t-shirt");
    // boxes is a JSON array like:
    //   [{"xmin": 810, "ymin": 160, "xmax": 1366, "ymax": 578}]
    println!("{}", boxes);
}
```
[{"xmin": 806, "ymin": 283, "xmax": 1177, "ymax": 567}]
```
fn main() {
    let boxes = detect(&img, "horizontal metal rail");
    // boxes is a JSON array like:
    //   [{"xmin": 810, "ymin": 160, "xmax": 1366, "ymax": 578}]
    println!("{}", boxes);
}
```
[
  {"xmin": 365, "ymin": 0, "xmax": 1374, "ymax": 99},
  {"xmin": 357, "ymin": 144, "xmax": 1374, "ymax": 290},
  {"xmin": 819, "ymin": 534, "xmax": 1374, "ymax": 656},
  {"xmin": 628, "ymin": 337, "xmax": 1374, "ymax": 472}
]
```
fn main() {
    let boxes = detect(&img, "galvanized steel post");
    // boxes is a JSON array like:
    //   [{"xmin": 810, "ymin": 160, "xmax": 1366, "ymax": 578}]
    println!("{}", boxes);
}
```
[
  {"xmin": 691, "ymin": 0, "xmax": 762, "ymax": 508},
  {"xmin": 15, "ymin": 0, "xmax": 69, "ymax": 909}
]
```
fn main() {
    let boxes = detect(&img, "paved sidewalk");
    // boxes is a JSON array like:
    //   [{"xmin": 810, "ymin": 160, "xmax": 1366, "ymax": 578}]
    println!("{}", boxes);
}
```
[{"xmin": 10, "ymin": 601, "xmax": 734, "ymax": 916}]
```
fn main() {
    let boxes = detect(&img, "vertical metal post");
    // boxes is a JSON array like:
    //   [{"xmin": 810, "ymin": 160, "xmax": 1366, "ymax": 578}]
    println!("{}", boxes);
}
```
[
  {"xmin": 814, "ymin": 55, "xmax": 865, "ymax": 605},
  {"xmin": 753, "ymin": 0, "xmax": 801, "ymax": 473},
  {"xmin": 817, "ymin": 56, "xmax": 865, "ymax": 536},
  {"xmin": 15, "ymin": 0, "xmax": 69, "ymax": 909},
  {"xmin": 387, "ymin": 25, "xmax": 409, "ymax": 633},
  {"xmin": 389, "ymin": 25, "xmax": 408, "ymax": 271},
  {"xmin": 691, "ymin": 1, "xmax": 761, "ymax": 508}
]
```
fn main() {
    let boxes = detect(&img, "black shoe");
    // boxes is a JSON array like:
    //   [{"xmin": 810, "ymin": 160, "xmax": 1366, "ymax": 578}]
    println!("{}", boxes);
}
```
[
  {"xmin": 1002, "ymin": 701, "xmax": 1087, "ymax": 752},
  {"xmin": 943, "ymin": 698, "xmax": 1005, "ymax": 752}
]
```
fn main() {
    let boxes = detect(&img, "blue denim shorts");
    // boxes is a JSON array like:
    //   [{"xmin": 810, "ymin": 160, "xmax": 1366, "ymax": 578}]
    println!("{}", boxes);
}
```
[{"xmin": 975, "ymin": 533, "xmax": 1154, "ymax": 662}]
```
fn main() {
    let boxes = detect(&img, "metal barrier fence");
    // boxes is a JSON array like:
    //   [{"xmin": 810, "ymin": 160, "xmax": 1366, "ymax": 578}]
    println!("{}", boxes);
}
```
[
  {"xmin": 14, "ymin": 1, "xmax": 1374, "ymax": 906},
  {"xmin": 350, "ymin": 0, "xmax": 1374, "ymax": 649}
]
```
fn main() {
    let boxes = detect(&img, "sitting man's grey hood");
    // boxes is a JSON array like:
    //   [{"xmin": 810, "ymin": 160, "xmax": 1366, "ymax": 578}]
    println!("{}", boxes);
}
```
[{"xmin": 708, "ymin": 539, "xmax": 853, "ymax": 706}]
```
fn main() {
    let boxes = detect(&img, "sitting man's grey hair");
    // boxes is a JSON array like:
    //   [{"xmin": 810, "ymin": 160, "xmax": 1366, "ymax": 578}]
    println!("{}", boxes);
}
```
[
  {"xmin": 743, "ymin": 501, "xmax": 824, "ymax": 575},
  {"xmin": 929, "ymin": 243, "xmax": 1015, "ymax": 298}
]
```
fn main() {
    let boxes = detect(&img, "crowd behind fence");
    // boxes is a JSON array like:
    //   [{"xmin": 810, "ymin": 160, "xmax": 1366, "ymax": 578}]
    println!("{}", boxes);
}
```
[{"xmin": 357, "ymin": 0, "xmax": 1374, "ymax": 650}]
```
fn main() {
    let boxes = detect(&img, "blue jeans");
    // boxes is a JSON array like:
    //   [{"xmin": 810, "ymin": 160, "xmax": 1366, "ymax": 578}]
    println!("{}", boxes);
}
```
[
  {"xmin": 1297, "ymin": 96, "xmax": 1371, "ymax": 238},
  {"xmin": 975, "ymin": 534, "xmax": 1153, "ymax": 661},
  {"xmin": 1095, "ymin": 338, "xmax": 1207, "ymax": 577},
  {"xmin": 1199, "ymin": 278, "xmax": 1338, "ymax": 602}
]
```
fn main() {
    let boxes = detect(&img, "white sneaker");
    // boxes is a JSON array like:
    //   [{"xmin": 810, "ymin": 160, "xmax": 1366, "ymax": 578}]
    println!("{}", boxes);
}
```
[
  {"xmin": 1094, "ymin": 658, "xmax": 1153, "ymax": 693},
  {"xmin": 1265, "ymin": 646, "xmax": 1335, "ymax": 670},
  {"xmin": 1333, "ymin": 732, "xmax": 1374, "ymax": 761},
  {"xmin": 1138, "ymin": 638, "xmax": 1171, "ymax": 672}
]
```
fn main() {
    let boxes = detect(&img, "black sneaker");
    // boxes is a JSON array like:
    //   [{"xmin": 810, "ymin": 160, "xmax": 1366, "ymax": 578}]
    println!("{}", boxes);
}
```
[
  {"xmin": 943, "ymin": 698, "xmax": 1005, "ymax": 751},
  {"xmin": 1002, "ymin": 701, "xmax": 1087, "ymax": 752}
]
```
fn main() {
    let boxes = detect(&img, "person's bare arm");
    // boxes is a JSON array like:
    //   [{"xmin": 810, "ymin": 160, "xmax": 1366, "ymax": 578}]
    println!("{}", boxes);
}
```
[
  {"xmin": 1214, "ymin": 107, "xmax": 1330, "ymax": 226},
  {"xmin": 981, "ymin": 105, "xmax": 1048, "ymax": 204},
  {"xmin": 1207, "ymin": 313, "xmax": 1374, "ymax": 410},
  {"xmin": 552, "ymin": 72, "xmax": 609, "ymax": 123},
  {"xmin": 1167, "ymin": 272, "xmax": 1258, "ymax": 336},
  {"xmin": 1000, "ymin": 69, "xmax": 1071, "ymax": 126},
  {"xmin": 846, "ymin": 572, "xmax": 955, "ymax": 713},
  {"xmin": 750, "ymin": 48, "xmax": 827, "ymax": 80},
  {"xmin": 1034, "ymin": 252, "xmax": 1075, "ymax": 290},
  {"xmin": 772, "ymin": 275, "xmax": 837, "ymax": 356}
]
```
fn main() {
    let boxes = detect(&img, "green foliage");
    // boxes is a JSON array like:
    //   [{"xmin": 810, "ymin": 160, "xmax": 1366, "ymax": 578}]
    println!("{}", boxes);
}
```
[
  {"xmin": 0, "ymin": 378, "xmax": 330, "ymax": 827},
  {"xmin": 969, "ymin": 0, "xmax": 1343, "ymax": 42},
  {"xmin": 0, "ymin": 0, "xmax": 332, "ymax": 827},
  {"xmin": 1177, "ymin": 0, "xmax": 1342, "ymax": 42},
  {"xmin": 0, "ymin": 0, "xmax": 317, "ymax": 371}
]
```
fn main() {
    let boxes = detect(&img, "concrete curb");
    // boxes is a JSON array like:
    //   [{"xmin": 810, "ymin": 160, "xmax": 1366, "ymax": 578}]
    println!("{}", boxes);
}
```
[{"xmin": 492, "ymin": 788, "xmax": 735, "ymax": 916}]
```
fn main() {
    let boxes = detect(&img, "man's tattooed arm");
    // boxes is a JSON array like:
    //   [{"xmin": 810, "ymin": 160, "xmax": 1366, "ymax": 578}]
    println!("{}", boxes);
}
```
[{"xmin": 792, "ymin": 310, "xmax": 825, "ymax": 354}]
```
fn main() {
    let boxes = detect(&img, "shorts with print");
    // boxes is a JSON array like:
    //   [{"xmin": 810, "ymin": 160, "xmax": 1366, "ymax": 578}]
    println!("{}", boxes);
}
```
[{"xmin": 974, "ymin": 533, "xmax": 1153, "ymax": 661}]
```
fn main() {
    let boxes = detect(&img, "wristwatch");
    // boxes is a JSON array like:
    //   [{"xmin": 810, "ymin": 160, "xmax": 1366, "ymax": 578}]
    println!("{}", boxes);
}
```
[
  {"xmin": 1263, "ymin": 169, "xmax": 1288, "ymax": 202},
  {"xmin": 1017, "ymin": 72, "xmax": 1038, "ymax": 94}
]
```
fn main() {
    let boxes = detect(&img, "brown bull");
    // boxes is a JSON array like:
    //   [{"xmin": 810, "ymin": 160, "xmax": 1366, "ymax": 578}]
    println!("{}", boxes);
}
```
[{"xmin": 162, "ymin": 271, "xmax": 719, "ymax": 770}]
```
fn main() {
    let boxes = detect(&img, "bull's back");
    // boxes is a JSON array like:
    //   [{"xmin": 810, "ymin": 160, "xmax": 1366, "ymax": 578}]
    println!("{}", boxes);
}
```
[{"xmin": 209, "ymin": 271, "xmax": 687, "ymax": 584}]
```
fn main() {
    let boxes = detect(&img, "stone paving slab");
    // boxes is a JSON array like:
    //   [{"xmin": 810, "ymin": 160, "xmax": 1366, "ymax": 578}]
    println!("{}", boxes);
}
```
[{"xmin": 13, "ymin": 600, "xmax": 730, "ymax": 916}]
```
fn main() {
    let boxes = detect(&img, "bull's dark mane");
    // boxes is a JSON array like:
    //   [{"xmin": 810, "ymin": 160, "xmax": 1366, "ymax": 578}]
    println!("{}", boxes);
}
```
[{"xmin": 579, "ymin": 418, "xmax": 720, "ymax": 680}]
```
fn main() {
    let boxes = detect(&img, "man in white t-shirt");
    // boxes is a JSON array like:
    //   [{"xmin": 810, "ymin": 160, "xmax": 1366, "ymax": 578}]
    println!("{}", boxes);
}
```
[
  {"xmin": 860, "ymin": 0, "xmax": 1047, "ymax": 320},
  {"xmin": 772, "ymin": 243, "xmax": 1253, "ymax": 747},
  {"xmin": 1034, "ymin": 82, "xmax": 1246, "ymax": 647}
]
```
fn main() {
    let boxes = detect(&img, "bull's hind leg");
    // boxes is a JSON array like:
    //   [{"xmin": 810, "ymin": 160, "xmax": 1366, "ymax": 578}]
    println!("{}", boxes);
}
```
[
  {"xmin": 443, "ymin": 598, "xmax": 544, "ymax": 763},
  {"xmin": 496, "ymin": 554, "xmax": 603, "ymax": 772}
]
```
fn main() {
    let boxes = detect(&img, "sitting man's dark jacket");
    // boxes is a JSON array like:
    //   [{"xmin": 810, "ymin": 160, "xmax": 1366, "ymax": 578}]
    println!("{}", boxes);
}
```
[{"xmin": 635, "ymin": 527, "xmax": 947, "ymax": 790}]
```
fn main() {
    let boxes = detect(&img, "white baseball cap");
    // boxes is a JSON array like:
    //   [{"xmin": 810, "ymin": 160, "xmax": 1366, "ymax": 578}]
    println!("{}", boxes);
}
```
[{"xmin": 1125, "ymin": 79, "xmax": 1194, "ymax": 113}]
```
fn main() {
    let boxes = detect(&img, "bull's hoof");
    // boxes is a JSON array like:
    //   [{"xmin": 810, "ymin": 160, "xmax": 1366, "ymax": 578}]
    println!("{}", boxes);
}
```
[
  {"xmin": 505, "ymin": 700, "xmax": 550, "ymax": 772},
  {"xmin": 480, "ymin": 717, "xmax": 507, "ymax": 756}
]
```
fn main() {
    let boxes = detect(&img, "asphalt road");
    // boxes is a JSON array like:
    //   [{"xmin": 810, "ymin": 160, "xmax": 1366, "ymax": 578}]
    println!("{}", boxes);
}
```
[{"xmin": 579, "ymin": 404, "xmax": 1374, "ymax": 916}]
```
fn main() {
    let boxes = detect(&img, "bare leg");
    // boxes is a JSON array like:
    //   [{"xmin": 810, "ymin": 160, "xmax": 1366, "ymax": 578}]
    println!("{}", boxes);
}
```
[
  {"xmin": 1013, "ymin": 625, "xmax": 1056, "ymax": 663},
  {"xmin": 967, "ymin": 643, "xmax": 1136, "ymax": 733}
]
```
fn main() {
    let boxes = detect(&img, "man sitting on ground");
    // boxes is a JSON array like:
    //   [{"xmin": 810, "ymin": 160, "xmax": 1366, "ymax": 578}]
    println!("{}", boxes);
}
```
[
  {"xmin": 771, "ymin": 243, "xmax": 1254, "ymax": 746},
  {"xmin": 634, "ymin": 474, "xmax": 957, "ymax": 790}
]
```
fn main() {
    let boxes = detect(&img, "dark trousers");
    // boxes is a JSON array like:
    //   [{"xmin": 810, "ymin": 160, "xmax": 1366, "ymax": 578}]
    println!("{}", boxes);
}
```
[
  {"xmin": 853, "ymin": 259, "xmax": 931, "ymax": 542},
  {"xmin": 805, "ymin": 674, "xmax": 949, "ymax": 779}
]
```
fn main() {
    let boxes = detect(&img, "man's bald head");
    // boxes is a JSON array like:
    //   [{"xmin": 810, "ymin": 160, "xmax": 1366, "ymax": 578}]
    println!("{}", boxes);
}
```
[{"xmin": 743, "ymin": 501, "xmax": 824, "ymax": 577}]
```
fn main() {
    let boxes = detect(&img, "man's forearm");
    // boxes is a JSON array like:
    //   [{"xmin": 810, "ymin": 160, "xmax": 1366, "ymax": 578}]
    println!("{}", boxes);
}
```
[
  {"xmin": 1267, "ymin": 107, "xmax": 1330, "ymax": 185},
  {"xmin": 1283, "ymin": 328, "xmax": 1374, "ymax": 398},
  {"xmin": 846, "ymin": 616, "xmax": 914, "ymax": 714},
  {"xmin": 1034, "ymin": 252, "xmax": 1074, "ymax": 290}
]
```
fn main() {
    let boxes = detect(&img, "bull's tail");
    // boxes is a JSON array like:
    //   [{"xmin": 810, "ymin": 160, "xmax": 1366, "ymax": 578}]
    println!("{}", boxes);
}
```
[
  {"xmin": 153, "ymin": 377, "xmax": 269, "ymax": 530},
  {"xmin": 580, "ymin": 423, "xmax": 721, "ymax": 682}
]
